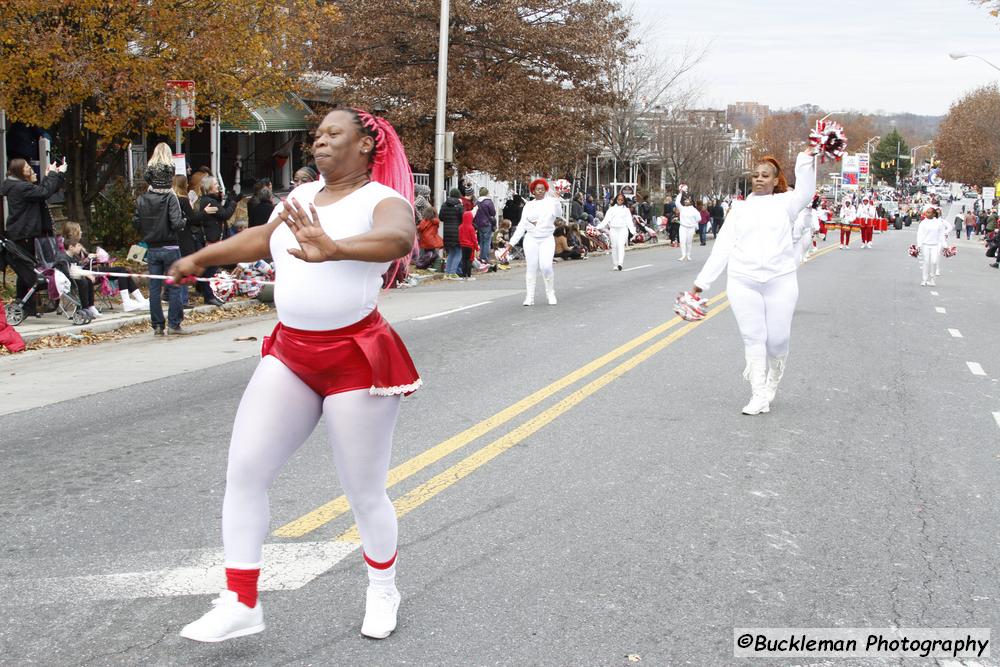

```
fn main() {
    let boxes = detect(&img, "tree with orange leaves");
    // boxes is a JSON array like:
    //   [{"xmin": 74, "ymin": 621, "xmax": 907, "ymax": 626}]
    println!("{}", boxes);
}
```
[{"xmin": 0, "ymin": 0, "xmax": 337, "ymax": 229}]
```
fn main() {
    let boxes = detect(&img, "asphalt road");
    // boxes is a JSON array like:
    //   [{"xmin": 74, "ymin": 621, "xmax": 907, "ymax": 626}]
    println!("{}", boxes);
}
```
[{"xmin": 2, "ymin": 228, "xmax": 998, "ymax": 667}]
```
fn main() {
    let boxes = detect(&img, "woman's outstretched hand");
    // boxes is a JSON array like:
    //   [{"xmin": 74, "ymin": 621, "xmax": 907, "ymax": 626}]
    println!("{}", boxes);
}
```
[{"xmin": 280, "ymin": 198, "xmax": 339, "ymax": 262}]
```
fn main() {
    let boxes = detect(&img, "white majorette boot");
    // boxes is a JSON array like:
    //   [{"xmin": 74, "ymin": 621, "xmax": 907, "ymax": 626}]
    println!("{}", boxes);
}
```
[
  {"xmin": 361, "ymin": 585, "xmax": 400, "ymax": 639},
  {"xmin": 741, "ymin": 355, "xmax": 770, "ymax": 415},
  {"xmin": 130, "ymin": 289, "xmax": 150, "ymax": 308},
  {"xmin": 179, "ymin": 590, "xmax": 265, "ymax": 642},
  {"xmin": 120, "ymin": 289, "xmax": 143, "ymax": 312},
  {"xmin": 543, "ymin": 275, "xmax": 557, "ymax": 305},
  {"xmin": 763, "ymin": 355, "xmax": 787, "ymax": 404},
  {"xmin": 523, "ymin": 272, "xmax": 536, "ymax": 306}
]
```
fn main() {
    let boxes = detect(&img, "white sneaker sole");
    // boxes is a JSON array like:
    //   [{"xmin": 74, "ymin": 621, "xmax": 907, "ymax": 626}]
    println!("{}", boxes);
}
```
[
  {"xmin": 361, "ymin": 624, "xmax": 396, "ymax": 640},
  {"xmin": 180, "ymin": 621, "xmax": 265, "ymax": 643}
]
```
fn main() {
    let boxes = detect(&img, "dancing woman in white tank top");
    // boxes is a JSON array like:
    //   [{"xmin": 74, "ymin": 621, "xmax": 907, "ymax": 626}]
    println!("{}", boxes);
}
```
[{"xmin": 169, "ymin": 108, "xmax": 418, "ymax": 643}]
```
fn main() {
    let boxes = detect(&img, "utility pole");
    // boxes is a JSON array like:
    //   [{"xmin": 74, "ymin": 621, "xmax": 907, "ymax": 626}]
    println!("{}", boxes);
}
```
[{"xmin": 433, "ymin": 0, "xmax": 450, "ymax": 211}]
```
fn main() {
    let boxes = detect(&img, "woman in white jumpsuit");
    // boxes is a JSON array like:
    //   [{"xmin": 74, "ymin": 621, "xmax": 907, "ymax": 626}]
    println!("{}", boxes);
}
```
[
  {"xmin": 597, "ymin": 192, "xmax": 636, "ymax": 270},
  {"xmin": 507, "ymin": 178, "xmax": 562, "ymax": 305},
  {"xmin": 689, "ymin": 149, "xmax": 817, "ymax": 415},
  {"xmin": 916, "ymin": 205, "xmax": 945, "ymax": 286},
  {"xmin": 676, "ymin": 188, "xmax": 701, "ymax": 261}
]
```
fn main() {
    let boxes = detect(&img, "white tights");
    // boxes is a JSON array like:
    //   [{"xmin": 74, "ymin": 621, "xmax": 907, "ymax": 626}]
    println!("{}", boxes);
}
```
[
  {"xmin": 726, "ymin": 272, "xmax": 799, "ymax": 362},
  {"xmin": 523, "ymin": 235, "xmax": 555, "ymax": 294},
  {"xmin": 921, "ymin": 244, "xmax": 940, "ymax": 282},
  {"xmin": 223, "ymin": 355, "xmax": 400, "ymax": 568},
  {"xmin": 610, "ymin": 228, "xmax": 628, "ymax": 267},
  {"xmin": 679, "ymin": 226, "xmax": 696, "ymax": 259}
]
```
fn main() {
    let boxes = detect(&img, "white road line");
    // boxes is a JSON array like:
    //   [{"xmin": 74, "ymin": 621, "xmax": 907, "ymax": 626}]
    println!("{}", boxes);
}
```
[
  {"xmin": 622, "ymin": 264, "xmax": 653, "ymax": 272},
  {"xmin": 11, "ymin": 541, "xmax": 358, "ymax": 603},
  {"xmin": 993, "ymin": 412, "xmax": 1000, "ymax": 430},
  {"xmin": 930, "ymin": 291, "xmax": 939, "ymax": 295},
  {"xmin": 412, "ymin": 300, "xmax": 493, "ymax": 321},
  {"xmin": 949, "ymin": 329, "xmax": 964, "ymax": 338},
  {"xmin": 967, "ymin": 362, "xmax": 987, "ymax": 376},
  {"xmin": 935, "ymin": 307, "xmax": 947, "ymax": 314}
]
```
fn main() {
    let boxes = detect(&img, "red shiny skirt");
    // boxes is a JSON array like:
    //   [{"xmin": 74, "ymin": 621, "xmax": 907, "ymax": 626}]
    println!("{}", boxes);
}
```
[{"xmin": 261, "ymin": 309, "xmax": 421, "ymax": 397}]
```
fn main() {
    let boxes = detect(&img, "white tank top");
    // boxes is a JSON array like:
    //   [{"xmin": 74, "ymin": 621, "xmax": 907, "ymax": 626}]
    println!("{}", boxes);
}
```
[{"xmin": 268, "ymin": 180, "xmax": 409, "ymax": 330}]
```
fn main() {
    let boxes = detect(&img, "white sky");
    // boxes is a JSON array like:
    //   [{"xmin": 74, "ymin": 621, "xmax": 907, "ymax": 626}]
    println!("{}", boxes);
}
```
[{"xmin": 631, "ymin": 0, "xmax": 1000, "ymax": 116}]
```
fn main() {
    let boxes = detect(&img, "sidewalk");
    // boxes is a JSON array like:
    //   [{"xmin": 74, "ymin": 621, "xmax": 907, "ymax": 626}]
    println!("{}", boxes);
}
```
[{"xmin": 5, "ymin": 241, "xmax": 670, "ymax": 346}]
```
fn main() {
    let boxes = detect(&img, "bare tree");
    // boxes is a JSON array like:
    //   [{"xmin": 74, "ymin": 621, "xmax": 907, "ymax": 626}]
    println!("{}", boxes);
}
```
[{"xmin": 597, "ymin": 29, "xmax": 707, "ymax": 175}]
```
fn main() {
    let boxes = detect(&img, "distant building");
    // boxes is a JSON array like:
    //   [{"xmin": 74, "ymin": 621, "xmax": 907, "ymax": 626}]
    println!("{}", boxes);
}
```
[{"xmin": 726, "ymin": 101, "xmax": 770, "ymax": 129}]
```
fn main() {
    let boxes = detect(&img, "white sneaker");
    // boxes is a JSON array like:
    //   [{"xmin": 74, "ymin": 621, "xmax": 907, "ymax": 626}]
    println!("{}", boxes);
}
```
[
  {"xmin": 546, "ymin": 291, "xmax": 557, "ymax": 305},
  {"xmin": 522, "ymin": 296, "xmax": 534, "ymax": 306},
  {"xmin": 86, "ymin": 306, "xmax": 101, "ymax": 318},
  {"xmin": 928, "ymin": 279, "xmax": 936, "ymax": 286},
  {"xmin": 741, "ymin": 394, "xmax": 770, "ymax": 415},
  {"xmin": 361, "ymin": 585, "xmax": 400, "ymax": 639},
  {"xmin": 920, "ymin": 281, "xmax": 927, "ymax": 286},
  {"xmin": 179, "ymin": 590, "xmax": 264, "ymax": 643}
]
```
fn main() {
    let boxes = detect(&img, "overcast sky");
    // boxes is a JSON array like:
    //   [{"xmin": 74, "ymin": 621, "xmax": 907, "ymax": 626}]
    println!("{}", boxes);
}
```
[{"xmin": 631, "ymin": 0, "xmax": 1000, "ymax": 116}]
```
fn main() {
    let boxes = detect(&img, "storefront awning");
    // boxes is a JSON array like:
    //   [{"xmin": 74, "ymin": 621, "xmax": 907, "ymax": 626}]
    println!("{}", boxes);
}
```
[{"xmin": 220, "ymin": 94, "xmax": 314, "ymax": 133}]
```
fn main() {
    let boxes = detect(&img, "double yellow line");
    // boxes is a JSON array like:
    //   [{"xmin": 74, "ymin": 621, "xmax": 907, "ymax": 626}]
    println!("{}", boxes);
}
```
[
  {"xmin": 275, "ymin": 293, "xmax": 728, "ymax": 539},
  {"xmin": 275, "ymin": 243, "xmax": 838, "ymax": 541}
]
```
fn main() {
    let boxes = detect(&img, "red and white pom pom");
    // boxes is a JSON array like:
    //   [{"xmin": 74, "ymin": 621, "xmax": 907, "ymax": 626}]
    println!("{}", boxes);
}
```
[
  {"xmin": 552, "ymin": 179, "xmax": 572, "ymax": 196},
  {"xmin": 908, "ymin": 244, "xmax": 920, "ymax": 258},
  {"xmin": 673, "ymin": 291, "xmax": 707, "ymax": 321},
  {"xmin": 809, "ymin": 120, "xmax": 848, "ymax": 163},
  {"xmin": 210, "ymin": 272, "xmax": 237, "ymax": 302},
  {"xmin": 942, "ymin": 245, "xmax": 957, "ymax": 258}
]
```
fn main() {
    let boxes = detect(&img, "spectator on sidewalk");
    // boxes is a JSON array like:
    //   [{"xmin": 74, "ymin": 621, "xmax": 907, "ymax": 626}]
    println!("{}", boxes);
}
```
[
  {"xmin": 473, "ymin": 187, "xmax": 496, "ymax": 263},
  {"xmin": 965, "ymin": 210, "xmax": 976, "ymax": 240},
  {"xmin": 247, "ymin": 179, "xmax": 276, "ymax": 229},
  {"xmin": 457, "ymin": 207, "xmax": 478, "ymax": 280},
  {"xmin": 416, "ymin": 207, "xmax": 444, "ymax": 270},
  {"xmin": 291, "ymin": 167, "xmax": 317, "ymax": 188},
  {"xmin": 710, "ymin": 199, "xmax": 726, "ymax": 237},
  {"xmin": 1, "ymin": 157, "xmax": 67, "ymax": 317},
  {"xmin": 133, "ymin": 150, "xmax": 187, "ymax": 335},
  {"xmin": 664, "ymin": 195, "xmax": 679, "ymax": 247},
  {"xmin": 697, "ymin": 201, "xmax": 711, "ymax": 246},
  {"xmin": 584, "ymin": 195, "xmax": 597, "ymax": 221},
  {"xmin": 502, "ymin": 193, "xmax": 524, "ymax": 227},
  {"xmin": 439, "ymin": 187, "xmax": 464, "ymax": 277}
]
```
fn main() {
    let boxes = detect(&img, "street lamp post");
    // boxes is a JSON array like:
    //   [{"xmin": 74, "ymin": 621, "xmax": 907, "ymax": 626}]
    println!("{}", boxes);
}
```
[
  {"xmin": 433, "ymin": 0, "xmax": 450, "ymax": 211},
  {"xmin": 910, "ymin": 144, "xmax": 930, "ymax": 177},
  {"xmin": 949, "ymin": 52, "xmax": 1000, "ymax": 73}
]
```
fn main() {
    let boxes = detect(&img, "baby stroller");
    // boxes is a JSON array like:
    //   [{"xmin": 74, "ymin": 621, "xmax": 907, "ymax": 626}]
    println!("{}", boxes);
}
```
[
  {"xmin": 1, "ymin": 237, "xmax": 91, "ymax": 326},
  {"xmin": 630, "ymin": 215, "xmax": 659, "ymax": 244}
]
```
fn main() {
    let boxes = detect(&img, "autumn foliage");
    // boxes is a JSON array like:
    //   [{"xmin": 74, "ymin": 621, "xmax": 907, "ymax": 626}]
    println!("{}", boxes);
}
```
[
  {"xmin": 313, "ymin": 0, "xmax": 629, "ymax": 179},
  {"xmin": 0, "ymin": 0, "xmax": 337, "ymax": 227},
  {"xmin": 935, "ymin": 84, "xmax": 1000, "ymax": 186}
]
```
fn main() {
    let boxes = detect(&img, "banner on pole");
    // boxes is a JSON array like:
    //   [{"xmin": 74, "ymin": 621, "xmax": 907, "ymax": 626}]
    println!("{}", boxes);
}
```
[{"xmin": 165, "ymin": 80, "xmax": 196, "ymax": 129}]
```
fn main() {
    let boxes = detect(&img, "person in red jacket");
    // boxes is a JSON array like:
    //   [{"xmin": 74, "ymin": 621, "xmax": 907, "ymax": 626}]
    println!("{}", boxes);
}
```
[
  {"xmin": 0, "ymin": 301, "xmax": 26, "ymax": 352},
  {"xmin": 416, "ymin": 208, "xmax": 444, "ymax": 269},
  {"xmin": 458, "ymin": 209, "xmax": 478, "ymax": 280}
]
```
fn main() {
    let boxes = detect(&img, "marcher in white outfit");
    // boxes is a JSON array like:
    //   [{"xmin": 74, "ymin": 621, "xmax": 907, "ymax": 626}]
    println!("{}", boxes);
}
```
[
  {"xmin": 792, "ymin": 196, "xmax": 821, "ymax": 264},
  {"xmin": 508, "ymin": 178, "xmax": 561, "ymax": 305},
  {"xmin": 596, "ymin": 192, "xmax": 636, "ymax": 270},
  {"xmin": 916, "ymin": 206, "xmax": 945, "ymax": 286},
  {"xmin": 839, "ymin": 201, "xmax": 856, "ymax": 248},
  {"xmin": 690, "ymin": 149, "xmax": 817, "ymax": 415},
  {"xmin": 675, "ymin": 187, "xmax": 701, "ymax": 261}
]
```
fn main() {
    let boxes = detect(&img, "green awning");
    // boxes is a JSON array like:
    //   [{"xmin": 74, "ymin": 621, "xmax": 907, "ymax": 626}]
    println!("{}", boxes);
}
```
[{"xmin": 220, "ymin": 94, "xmax": 313, "ymax": 133}]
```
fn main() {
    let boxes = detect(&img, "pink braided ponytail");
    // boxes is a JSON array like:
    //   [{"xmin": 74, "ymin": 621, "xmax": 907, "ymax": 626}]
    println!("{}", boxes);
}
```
[
  {"xmin": 351, "ymin": 109, "xmax": 414, "ymax": 205},
  {"xmin": 350, "ymin": 108, "xmax": 416, "ymax": 287}
]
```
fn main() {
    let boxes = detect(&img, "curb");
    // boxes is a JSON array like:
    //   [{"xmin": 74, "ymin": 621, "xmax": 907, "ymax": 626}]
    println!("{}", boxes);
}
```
[{"xmin": 16, "ymin": 298, "xmax": 271, "ymax": 344}]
